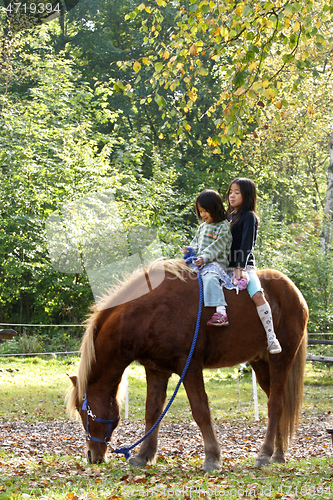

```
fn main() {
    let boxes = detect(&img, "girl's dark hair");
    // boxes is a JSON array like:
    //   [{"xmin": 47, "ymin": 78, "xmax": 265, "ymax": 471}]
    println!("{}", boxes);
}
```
[
  {"xmin": 226, "ymin": 178, "xmax": 257, "ymax": 226},
  {"xmin": 195, "ymin": 189, "xmax": 227, "ymax": 223}
]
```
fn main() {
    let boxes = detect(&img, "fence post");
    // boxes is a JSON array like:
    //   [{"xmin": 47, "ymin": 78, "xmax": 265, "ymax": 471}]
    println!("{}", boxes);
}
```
[
  {"xmin": 252, "ymin": 368, "xmax": 259, "ymax": 421},
  {"xmin": 124, "ymin": 368, "xmax": 129, "ymax": 419}
]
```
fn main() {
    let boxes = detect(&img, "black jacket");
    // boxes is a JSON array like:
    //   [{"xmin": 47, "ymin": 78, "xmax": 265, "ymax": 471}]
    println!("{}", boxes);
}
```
[{"xmin": 228, "ymin": 211, "xmax": 258, "ymax": 268}]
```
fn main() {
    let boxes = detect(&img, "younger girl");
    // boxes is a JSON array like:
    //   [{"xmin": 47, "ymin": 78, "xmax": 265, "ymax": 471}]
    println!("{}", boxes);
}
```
[
  {"xmin": 227, "ymin": 178, "xmax": 282, "ymax": 354},
  {"xmin": 183, "ymin": 189, "xmax": 232, "ymax": 326}
]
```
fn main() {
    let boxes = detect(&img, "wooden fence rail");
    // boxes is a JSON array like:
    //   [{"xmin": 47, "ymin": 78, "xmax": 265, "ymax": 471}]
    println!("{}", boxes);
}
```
[{"xmin": 307, "ymin": 333, "xmax": 333, "ymax": 363}]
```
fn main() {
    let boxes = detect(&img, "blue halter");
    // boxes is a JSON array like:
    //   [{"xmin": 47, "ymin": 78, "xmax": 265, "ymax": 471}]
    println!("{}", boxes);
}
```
[{"xmin": 82, "ymin": 394, "xmax": 120, "ymax": 443}]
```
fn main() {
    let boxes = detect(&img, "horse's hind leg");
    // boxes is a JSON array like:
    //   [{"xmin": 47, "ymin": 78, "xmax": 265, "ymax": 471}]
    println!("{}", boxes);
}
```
[
  {"xmin": 129, "ymin": 367, "xmax": 171, "ymax": 468},
  {"xmin": 182, "ymin": 363, "xmax": 220, "ymax": 471},
  {"xmin": 250, "ymin": 358, "xmax": 279, "ymax": 466},
  {"xmin": 251, "ymin": 357, "xmax": 289, "ymax": 467},
  {"xmin": 271, "ymin": 428, "xmax": 286, "ymax": 464}
]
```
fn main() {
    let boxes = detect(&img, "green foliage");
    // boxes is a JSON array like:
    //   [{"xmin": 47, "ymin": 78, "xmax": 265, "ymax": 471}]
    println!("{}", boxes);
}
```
[
  {"xmin": 256, "ymin": 203, "xmax": 333, "ymax": 332},
  {"xmin": 125, "ymin": 0, "xmax": 333, "ymax": 146},
  {"xmin": 0, "ymin": 0, "xmax": 332, "ymax": 331},
  {"xmin": 0, "ymin": 333, "xmax": 42, "ymax": 354},
  {"xmin": 0, "ymin": 23, "xmax": 189, "ymax": 323},
  {"xmin": 0, "ymin": 330, "xmax": 82, "ymax": 354}
]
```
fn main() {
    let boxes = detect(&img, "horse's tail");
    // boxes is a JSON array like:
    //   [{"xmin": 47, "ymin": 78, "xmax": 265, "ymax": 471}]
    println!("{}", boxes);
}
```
[{"xmin": 279, "ymin": 329, "xmax": 307, "ymax": 451}]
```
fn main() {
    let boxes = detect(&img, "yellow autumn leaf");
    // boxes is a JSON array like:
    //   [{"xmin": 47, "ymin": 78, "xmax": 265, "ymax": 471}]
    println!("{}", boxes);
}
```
[
  {"xmin": 176, "ymin": 63, "xmax": 185, "ymax": 75},
  {"xmin": 185, "ymin": 123, "xmax": 191, "ymax": 131},
  {"xmin": 223, "ymin": 105, "xmax": 231, "ymax": 116},
  {"xmin": 280, "ymin": 111, "xmax": 287, "ymax": 119},
  {"xmin": 275, "ymin": 100, "xmax": 283, "ymax": 109},
  {"xmin": 158, "ymin": 133, "xmax": 164, "ymax": 139},
  {"xmin": 66, "ymin": 494, "xmax": 74, "ymax": 500},
  {"xmin": 220, "ymin": 27, "xmax": 228, "ymax": 37},
  {"xmin": 293, "ymin": 21, "xmax": 300, "ymax": 32},
  {"xmin": 234, "ymin": 87, "xmax": 246, "ymax": 96},
  {"xmin": 142, "ymin": 57, "xmax": 150, "ymax": 65},
  {"xmin": 252, "ymin": 81, "xmax": 263, "ymax": 91},
  {"xmin": 189, "ymin": 44, "xmax": 197, "ymax": 56},
  {"xmin": 188, "ymin": 91, "xmax": 197, "ymax": 101},
  {"xmin": 247, "ymin": 89, "xmax": 257, "ymax": 99},
  {"xmin": 308, "ymin": 104, "xmax": 315, "ymax": 115},
  {"xmin": 262, "ymin": 79, "xmax": 269, "ymax": 88},
  {"xmin": 248, "ymin": 61, "xmax": 258, "ymax": 71},
  {"xmin": 236, "ymin": 3, "xmax": 244, "ymax": 16},
  {"xmin": 162, "ymin": 51, "xmax": 170, "ymax": 60},
  {"xmin": 133, "ymin": 61, "xmax": 141, "ymax": 73},
  {"xmin": 263, "ymin": 88, "xmax": 275, "ymax": 99}
]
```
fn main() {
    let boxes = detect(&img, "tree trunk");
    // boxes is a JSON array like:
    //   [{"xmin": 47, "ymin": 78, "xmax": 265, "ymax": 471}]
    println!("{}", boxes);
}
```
[{"xmin": 321, "ymin": 133, "xmax": 333, "ymax": 252}]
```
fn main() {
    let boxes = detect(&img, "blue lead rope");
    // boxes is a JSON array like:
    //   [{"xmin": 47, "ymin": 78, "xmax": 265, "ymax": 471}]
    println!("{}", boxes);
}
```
[{"xmin": 114, "ymin": 273, "xmax": 204, "ymax": 460}]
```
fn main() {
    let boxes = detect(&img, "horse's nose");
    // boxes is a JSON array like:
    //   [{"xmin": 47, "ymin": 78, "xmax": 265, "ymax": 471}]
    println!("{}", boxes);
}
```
[{"xmin": 87, "ymin": 449, "xmax": 92, "ymax": 464}]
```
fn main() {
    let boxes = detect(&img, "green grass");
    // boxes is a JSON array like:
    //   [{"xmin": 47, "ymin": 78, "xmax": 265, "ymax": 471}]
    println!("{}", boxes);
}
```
[
  {"xmin": 0, "ymin": 357, "xmax": 332, "ymax": 423},
  {"xmin": 0, "ymin": 357, "xmax": 332, "ymax": 499},
  {"xmin": 0, "ymin": 451, "xmax": 332, "ymax": 499},
  {"xmin": 0, "ymin": 357, "xmax": 79, "ymax": 421}
]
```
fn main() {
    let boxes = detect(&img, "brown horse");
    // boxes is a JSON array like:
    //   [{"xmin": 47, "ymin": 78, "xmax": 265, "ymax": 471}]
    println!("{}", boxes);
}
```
[{"xmin": 67, "ymin": 259, "xmax": 308, "ymax": 471}]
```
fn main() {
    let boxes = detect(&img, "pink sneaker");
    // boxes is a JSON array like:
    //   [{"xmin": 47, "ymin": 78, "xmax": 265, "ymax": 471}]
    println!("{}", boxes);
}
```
[{"xmin": 207, "ymin": 312, "xmax": 229, "ymax": 326}]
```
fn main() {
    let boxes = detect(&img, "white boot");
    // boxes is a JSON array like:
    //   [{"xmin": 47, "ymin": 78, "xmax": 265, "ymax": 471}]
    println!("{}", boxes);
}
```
[{"xmin": 256, "ymin": 303, "xmax": 282, "ymax": 354}]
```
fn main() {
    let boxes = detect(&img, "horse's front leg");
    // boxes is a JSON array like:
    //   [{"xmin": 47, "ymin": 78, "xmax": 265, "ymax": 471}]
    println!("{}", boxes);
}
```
[
  {"xmin": 182, "ymin": 362, "xmax": 220, "ymax": 472},
  {"xmin": 129, "ymin": 367, "xmax": 171, "ymax": 467}
]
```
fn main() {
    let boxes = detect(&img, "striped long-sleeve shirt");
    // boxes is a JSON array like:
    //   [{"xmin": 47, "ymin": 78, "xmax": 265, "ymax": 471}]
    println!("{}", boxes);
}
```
[{"xmin": 190, "ymin": 220, "xmax": 232, "ymax": 267}]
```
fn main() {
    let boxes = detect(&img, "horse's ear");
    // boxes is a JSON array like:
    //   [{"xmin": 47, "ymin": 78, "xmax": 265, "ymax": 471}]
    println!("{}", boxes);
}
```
[{"xmin": 67, "ymin": 374, "xmax": 77, "ymax": 387}]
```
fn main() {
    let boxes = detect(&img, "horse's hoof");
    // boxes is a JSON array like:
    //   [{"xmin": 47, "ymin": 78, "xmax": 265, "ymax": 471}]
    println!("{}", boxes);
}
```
[
  {"xmin": 271, "ymin": 453, "xmax": 285, "ymax": 464},
  {"xmin": 201, "ymin": 460, "xmax": 220, "ymax": 472},
  {"xmin": 128, "ymin": 456, "xmax": 147, "ymax": 468},
  {"xmin": 254, "ymin": 453, "xmax": 271, "ymax": 467}
]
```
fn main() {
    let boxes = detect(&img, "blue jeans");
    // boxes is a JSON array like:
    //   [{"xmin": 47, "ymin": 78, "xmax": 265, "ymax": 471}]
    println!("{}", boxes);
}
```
[
  {"xmin": 246, "ymin": 268, "xmax": 263, "ymax": 298},
  {"xmin": 201, "ymin": 272, "xmax": 227, "ymax": 307}
]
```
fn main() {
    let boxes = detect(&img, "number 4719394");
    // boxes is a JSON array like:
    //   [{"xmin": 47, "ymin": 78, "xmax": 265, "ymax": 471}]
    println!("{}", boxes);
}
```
[{"xmin": 4, "ymin": 3, "xmax": 61, "ymax": 14}]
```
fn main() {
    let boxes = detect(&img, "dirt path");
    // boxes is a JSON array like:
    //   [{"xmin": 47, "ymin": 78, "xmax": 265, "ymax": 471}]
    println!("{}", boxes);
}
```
[{"xmin": 1, "ymin": 412, "xmax": 332, "ymax": 462}]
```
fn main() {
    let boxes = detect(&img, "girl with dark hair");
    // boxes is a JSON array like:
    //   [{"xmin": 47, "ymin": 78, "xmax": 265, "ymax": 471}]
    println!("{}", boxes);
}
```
[
  {"xmin": 183, "ymin": 189, "xmax": 232, "ymax": 326},
  {"xmin": 227, "ymin": 178, "xmax": 282, "ymax": 354}
]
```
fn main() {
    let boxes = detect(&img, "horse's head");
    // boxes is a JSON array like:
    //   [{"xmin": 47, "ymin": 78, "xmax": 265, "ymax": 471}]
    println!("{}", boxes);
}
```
[{"xmin": 68, "ymin": 375, "xmax": 120, "ymax": 464}]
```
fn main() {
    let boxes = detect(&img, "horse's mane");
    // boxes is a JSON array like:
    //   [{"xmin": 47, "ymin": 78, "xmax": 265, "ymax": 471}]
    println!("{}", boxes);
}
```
[{"xmin": 67, "ymin": 258, "xmax": 194, "ymax": 417}]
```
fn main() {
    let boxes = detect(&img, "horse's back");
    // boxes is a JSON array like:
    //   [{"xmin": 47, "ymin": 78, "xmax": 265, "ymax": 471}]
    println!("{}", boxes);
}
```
[
  {"xmin": 200, "ymin": 268, "xmax": 308, "ymax": 368},
  {"xmin": 257, "ymin": 269, "xmax": 309, "ymax": 324}
]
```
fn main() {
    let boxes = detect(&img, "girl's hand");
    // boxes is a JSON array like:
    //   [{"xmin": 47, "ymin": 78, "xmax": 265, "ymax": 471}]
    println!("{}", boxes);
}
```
[
  {"xmin": 233, "ymin": 268, "xmax": 243, "ymax": 281},
  {"xmin": 195, "ymin": 257, "xmax": 204, "ymax": 269},
  {"xmin": 183, "ymin": 246, "xmax": 189, "ymax": 254}
]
